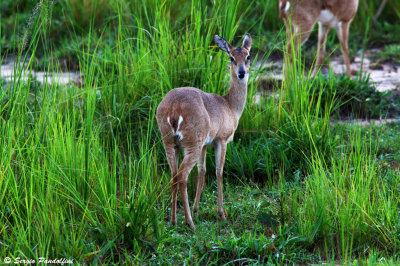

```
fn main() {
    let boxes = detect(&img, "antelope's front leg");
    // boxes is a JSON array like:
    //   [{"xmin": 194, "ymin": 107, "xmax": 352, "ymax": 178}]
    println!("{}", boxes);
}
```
[{"xmin": 215, "ymin": 141, "xmax": 227, "ymax": 221}]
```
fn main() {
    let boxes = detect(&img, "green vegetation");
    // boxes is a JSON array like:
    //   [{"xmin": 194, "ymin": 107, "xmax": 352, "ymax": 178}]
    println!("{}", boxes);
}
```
[
  {"xmin": 372, "ymin": 44, "xmax": 400, "ymax": 65},
  {"xmin": 310, "ymin": 74, "xmax": 400, "ymax": 119},
  {"xmin": 0, "ymin": 0, "xmax": 399, "ymax": 264}
]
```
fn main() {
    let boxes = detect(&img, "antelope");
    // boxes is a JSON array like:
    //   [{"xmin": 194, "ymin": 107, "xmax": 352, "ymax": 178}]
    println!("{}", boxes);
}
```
[
  {"xmin": 156, "ymin": 34, "xmax": 252, "ymax": 229},
  {"xmin": 279, "ymin": 0, "xmax": 359, "ymax": 76}
]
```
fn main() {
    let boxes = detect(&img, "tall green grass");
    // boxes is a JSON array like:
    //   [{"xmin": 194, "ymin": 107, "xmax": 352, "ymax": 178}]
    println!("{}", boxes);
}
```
[
  {"xmin": 296, "ymin": 128, "xmax": 399, "ymax": 260},
  {"xmin": 0, "ymin": 0, "xmax": 246, "ymax": 261}
]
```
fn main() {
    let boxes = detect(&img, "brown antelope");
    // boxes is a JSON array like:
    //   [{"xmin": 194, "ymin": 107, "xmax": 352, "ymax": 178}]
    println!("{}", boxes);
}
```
[
  {"xmin": 156, "ymin": 34, "xmax": 252, "ymax": 229},
  {"xmin": 279, "ymin": 0, "xmax": 359, "ymax": 76}
]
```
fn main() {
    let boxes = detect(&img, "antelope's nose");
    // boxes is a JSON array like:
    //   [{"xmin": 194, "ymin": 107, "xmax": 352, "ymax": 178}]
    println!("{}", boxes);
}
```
[{"xmin": 238, "ymin": 70, "xmax": 245, "ymax": 79}]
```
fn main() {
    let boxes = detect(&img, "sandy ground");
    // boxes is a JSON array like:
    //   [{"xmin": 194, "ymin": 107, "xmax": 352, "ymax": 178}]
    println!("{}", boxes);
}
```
[
  {"xmin": 1, "ymin": 51, "xmax": 399, "ymax": 125},
  {"xmin": 256, "ymin": 48, "xmax": 400, "ymax": 92},
  {"xmin": 330, "ymin": 48, "xmax": 400, "ymax": 92},
  {"xmin": 0, "ymin": 60, "xmax": 81, "ymax": 86},
  {"xmin": 253, "ymin": 48, "xmax": 400, "ymax": 125},
  {"xmin": 1, "ymin": 48, "xmax": 398, "ymax": 91}
]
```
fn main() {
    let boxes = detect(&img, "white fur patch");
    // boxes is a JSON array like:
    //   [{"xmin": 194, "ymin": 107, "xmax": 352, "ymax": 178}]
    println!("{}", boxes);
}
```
[
  {"xmin": 177, "ymin": 115, "xmax": 183, "ymax": 130},
  {"xmin": 284, "ymin": 1, "xmax": 290, "ymax": 14},
  {"xmin": 227, "ymin": 133, "xmax": 234, "ymax": 143},
  {"xmin": 175, "ymin": 131, "xmax": 183, "ymax": 140},
  {"xmin": 203, "ymin": 134, "xmax": 214, "ymax": 146},
  {"xmin": 167, "ymin": 115, "xmax": 184, "ymax": 140},
  {"xmin": 215, "ymin": 142, "xmax": 222, "ymax": 171},
  {"xmin": 175, "ymin": 115, "xmax": 184, "ymax": 140},
  {"xmin": 238, "ymin": 74, "xmax": 249, "ymax": 85},
  {"xmin": 337, "ymin": 23, "xmax": 343, "ymax": 39},
  {"xmin": 318, "ymin": 10, "xmax": 340, "ymax": 28},
  {"xmin": 318, "ymin": 22, "xmax": 325, "ymax": 39},
  {"xmin": 279, "ymin": 1, "xmax": 283, "ymax": 8}
]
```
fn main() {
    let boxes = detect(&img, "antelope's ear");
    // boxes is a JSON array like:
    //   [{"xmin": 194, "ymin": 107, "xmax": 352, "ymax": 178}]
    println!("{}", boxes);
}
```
[
  {"xmin": 242, "ymin": 33, "xmax": 252, "ymax": 51},
  {"xmin": 214, "ymin": 35, "xmax": 233, "ymax": 54}
]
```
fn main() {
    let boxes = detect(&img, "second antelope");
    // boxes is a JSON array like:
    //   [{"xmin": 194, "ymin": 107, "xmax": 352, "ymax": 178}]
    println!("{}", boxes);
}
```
[
  {"xmin": 279, "ymin": 0, "xmax": 359, "ymax": 76},
  {"xmin": 156, "ymin": 34, "xmax": 252, "ymax": 229}
]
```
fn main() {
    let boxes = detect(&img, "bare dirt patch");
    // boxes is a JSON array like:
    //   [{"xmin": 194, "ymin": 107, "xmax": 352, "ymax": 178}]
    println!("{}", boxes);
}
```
[
  {"xmin": 1, "ymin": 59, "xmax": 81, "ymax": 86},
  {"xmin": 254, "ymin": 48, "xmax": 400, "ymax": 124},
  {"xmin": 330, "ymin": 48, "xmax": 400, "ymax": 92}
]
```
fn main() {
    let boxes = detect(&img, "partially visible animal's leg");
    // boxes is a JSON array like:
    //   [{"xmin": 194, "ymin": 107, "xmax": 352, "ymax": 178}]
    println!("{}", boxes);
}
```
[
  {"xmin": 337, "ymin": 21, "xmax": 353, "ymax": 75},
  {"xmin": 284, "ymin": 20, "xmax": 295, "ymax": 75},
  {"xmin": 194, "ymin": 146, "xmax": 207, "ymax": 216},
  {"xmin": 312, "ymin": 22, "xmax": 330, "ymax": 76},
  {"xmin": 284, "ymin": 19, "xmax": 315, "ymax": 77}
]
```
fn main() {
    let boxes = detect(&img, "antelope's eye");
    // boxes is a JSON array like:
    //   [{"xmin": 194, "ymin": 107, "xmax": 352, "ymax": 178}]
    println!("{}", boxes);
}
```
[
  {"xmin": 230, "ymin": 56, "xmax": 235, "ymax": 62},
  {"xmin": 246, "ymin": 55, "xmax": 250, "ymax": 61}
]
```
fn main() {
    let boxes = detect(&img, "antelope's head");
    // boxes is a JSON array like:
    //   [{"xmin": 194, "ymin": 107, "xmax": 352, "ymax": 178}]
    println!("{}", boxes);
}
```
[{"xmin": 215, "ymin": 33, "xmax": 252, "ymax": 83}]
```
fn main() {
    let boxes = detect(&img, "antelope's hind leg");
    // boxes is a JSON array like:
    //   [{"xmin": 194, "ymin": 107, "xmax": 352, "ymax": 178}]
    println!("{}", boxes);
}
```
[
  {"xmin": 165, "ymin": 143, "xmax": 180, "ymax": 225},
  {"xmin": 177, "ymin": 147, "xmax": 203, "ymax": 229},
  {"xmin": 194, "ymin": 146, "xmax": 207, "ymax": 216}
]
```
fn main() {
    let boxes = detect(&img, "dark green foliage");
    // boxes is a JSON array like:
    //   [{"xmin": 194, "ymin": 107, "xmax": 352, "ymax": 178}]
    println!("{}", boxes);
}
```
[
  {"xmin": 372, "ymin": 44, "xmax": 400, "ymax": 65},
  {"xmin": 313, "ymin": 74, "xmax": 400, "ymax": 119},
  {"xmin": 257, "ymin": 211, "xmax": 278, "ymax": 227}
]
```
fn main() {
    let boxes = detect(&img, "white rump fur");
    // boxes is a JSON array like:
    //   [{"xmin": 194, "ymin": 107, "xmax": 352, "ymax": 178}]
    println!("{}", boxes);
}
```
[
  {"xmin": 284, "ymin": 1, "xmax": 290, "ymax": 14},
  {"xmin": 167, "ymin": 115, "xmax": 184, "ymax": 140},
  {"xmin": 175, "ymin": 115, "xmax": 184, "ymax": 140},
  {"xmin": 177, "ymin": 115, "xmax": 183, "ymax": 130}
]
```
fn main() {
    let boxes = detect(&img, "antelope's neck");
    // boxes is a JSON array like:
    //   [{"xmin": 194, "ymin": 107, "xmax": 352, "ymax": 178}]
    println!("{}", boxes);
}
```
[{"xmin": 225, "ymin": 75, "xmax": 248, "ymax": 119}]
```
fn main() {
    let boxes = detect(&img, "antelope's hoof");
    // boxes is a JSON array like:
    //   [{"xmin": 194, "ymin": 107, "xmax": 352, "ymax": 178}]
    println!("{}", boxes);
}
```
[
  {"xmin": 186, "ymin": 221, "xmax": 195, "ymax": 230},
  {"xmin": 218, "ymin": 210, "xmax": 227, "ymax": 221},
  {"xmin": 170, "ymin": 218, "xmax": 177, "ymax": 226}
]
